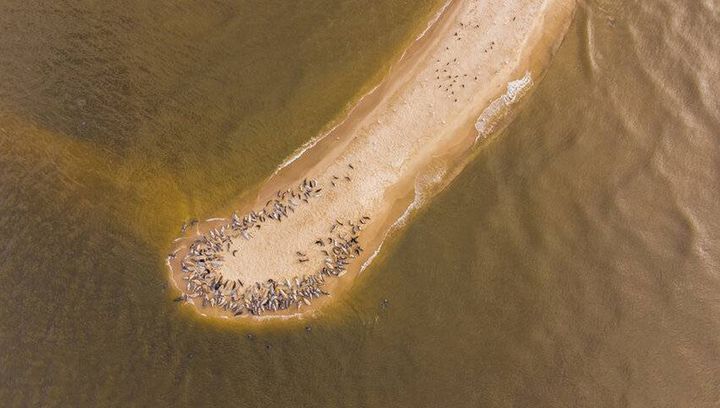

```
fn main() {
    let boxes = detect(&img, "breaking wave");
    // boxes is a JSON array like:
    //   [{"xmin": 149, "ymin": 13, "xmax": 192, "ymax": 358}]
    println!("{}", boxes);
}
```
[
  {"xmin": 360, "ymin": 166, "xmax": 447, "ymax": 273},
  {"xmin": 475, "ymin": 71, "xmax": 534, "ymax": 142},
  {"xmin": 273, "ymin": 0, "xmax": 454, "ymax": 177},
  {"xmin": 360, "ymin": 72, "xmax": 536, "ymax": 274}
]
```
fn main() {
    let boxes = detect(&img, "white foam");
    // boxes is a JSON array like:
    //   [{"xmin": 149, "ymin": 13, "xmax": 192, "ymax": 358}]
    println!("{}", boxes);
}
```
[
  {"xmin": 360, "ymin": 167, "xmax": 446, "ymax": 273},
  {"xmin": 272, "ymin": 0, "xmax": 454, "ymax": 177},
  {"xmin": 474, "ymin": 71, "xmax": 533, "ymax": 142},
  {"xmin": 359, "ymin": 72, "xmax": 534, "ymax": 274},
  {"xmin": 415, "ymin": 0, "xmax": 454, "ymax": 41}
]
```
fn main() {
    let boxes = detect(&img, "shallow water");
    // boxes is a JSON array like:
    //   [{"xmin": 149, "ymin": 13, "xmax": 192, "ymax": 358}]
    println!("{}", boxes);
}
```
[{"xmin": 1, "ymin": 0, "xmax": 719, "ymax": 406}]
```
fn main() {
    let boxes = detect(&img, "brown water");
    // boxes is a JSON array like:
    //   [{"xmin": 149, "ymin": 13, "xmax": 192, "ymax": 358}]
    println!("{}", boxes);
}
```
[{"xmin": 1, "ymin": 0, "xmax": 719, "ymax": 406}]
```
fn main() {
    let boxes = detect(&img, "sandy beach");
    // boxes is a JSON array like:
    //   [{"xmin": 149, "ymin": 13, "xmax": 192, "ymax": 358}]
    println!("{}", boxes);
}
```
[{"xmin": 169, "ymin": 0, "xmax": 576, "ymax": 320}]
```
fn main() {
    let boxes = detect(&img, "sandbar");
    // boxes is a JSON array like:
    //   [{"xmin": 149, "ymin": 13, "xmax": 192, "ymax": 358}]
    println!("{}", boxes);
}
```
[{"xmin": 168, "ymin": 0, "xmax": 576, "ymax": 320}]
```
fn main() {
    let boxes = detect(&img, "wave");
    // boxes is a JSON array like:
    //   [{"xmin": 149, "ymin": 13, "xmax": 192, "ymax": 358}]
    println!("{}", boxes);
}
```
[
  {"xmin": 359, "ymin": 72, "xmax": 536, "ymax": 274},
  {"xmin": 360, "ymin": 166, "xmax": 447, "ymax": 273},
  {"xmin": 415, "ymin": 0, "xmax": 454, "ymax": 41},
  {"xmin": 475, "ymin": 71, "xmax": 534, "ymax": 143},
  {"xmin": 272, "ymin": 0, "xmax": 454, "ymax": 177}
]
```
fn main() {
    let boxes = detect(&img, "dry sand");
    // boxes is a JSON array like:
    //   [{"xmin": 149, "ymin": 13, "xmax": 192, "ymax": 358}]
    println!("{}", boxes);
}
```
[{"xmin": 169, "ymin": 0, "xmax": 576, "ymax": 320}]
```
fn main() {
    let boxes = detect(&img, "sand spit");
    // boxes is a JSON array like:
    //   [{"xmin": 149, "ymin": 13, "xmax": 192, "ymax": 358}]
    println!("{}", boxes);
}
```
[{"xmin": 168, "ymin": 0, "xmax": 576, "ymax": 320}]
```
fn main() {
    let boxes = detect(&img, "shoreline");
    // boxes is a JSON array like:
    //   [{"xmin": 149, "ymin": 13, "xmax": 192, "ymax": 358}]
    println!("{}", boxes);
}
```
[
  {"xmin": 271, "ymin": 0, "xmax": 456, "ymax": 178},
  {"xmin": 168, "ymin": 0, "xmax": 576, "ymax": 321}
]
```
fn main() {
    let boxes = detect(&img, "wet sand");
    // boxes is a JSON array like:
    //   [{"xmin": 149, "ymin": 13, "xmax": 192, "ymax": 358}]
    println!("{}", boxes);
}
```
[{"xmin": 169, "ymin": 0, "xmax": 576, "ymax": 319}]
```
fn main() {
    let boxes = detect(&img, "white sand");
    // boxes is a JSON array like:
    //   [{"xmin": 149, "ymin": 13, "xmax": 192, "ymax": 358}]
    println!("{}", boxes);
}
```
[{"xmin": 171, "ymin": 0, "xmax": 576, "ymax": 318}]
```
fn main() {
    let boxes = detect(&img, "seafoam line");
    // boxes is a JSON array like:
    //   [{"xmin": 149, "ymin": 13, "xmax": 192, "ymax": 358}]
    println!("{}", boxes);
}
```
[
  {"xmin": 415, "ymin": 0, "xmax": 455, "ymax": 41},
  {"xmin": 360, "ymin": 168, "xmax": 445, "ymax": 273},
  {"xmin": 474, "ymin": 71, "xmax": 534, "ymax": 143},
  {"xmin": 271, "ymin": 0, "xmax": 455, "ymax": 177}
]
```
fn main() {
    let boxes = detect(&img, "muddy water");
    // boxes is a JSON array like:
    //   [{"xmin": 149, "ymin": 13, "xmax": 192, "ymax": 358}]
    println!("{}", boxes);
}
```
[{"xmin": 1, "ymin": 0, "xmax": 719, "ymax": 406}]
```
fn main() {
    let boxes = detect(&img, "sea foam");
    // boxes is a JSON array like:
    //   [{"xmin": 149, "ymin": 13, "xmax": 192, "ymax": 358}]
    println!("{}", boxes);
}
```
[{"xmin": 475, "ymin": 71, "xmax": 534, "ymax": 143}]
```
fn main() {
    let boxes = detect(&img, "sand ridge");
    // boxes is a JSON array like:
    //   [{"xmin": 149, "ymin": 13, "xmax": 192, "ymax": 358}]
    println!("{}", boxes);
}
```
[{"xmin": 168, "ymin": 0, "xmax": 576, "ymax": 320}]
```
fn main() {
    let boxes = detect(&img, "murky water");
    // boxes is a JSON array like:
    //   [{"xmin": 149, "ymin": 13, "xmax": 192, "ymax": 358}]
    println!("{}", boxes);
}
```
[{"xmin": 1, "ymin": 0, "xmax": 719, "ymax": 406}]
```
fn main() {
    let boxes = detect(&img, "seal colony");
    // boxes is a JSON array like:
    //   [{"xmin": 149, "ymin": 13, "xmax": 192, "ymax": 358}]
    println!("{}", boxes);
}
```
[
  {"xmin": 173, "ymin": 176, "xmax": 370, "ymax": 316},
  {"xmin": 168, "ymin": 0, "xmax": 576, "ymax": 319}
]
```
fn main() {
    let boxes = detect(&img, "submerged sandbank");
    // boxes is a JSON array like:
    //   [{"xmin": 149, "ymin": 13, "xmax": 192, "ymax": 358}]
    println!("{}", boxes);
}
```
[{"xmin": 168, "ymin": 0, "xmax": 576, "ymax": 320}]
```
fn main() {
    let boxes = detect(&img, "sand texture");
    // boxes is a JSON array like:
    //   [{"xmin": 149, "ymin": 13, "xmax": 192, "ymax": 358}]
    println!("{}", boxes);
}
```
[{"xmin": 168, "ymin": 0, "xmax": 576, "ymax": 320}]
